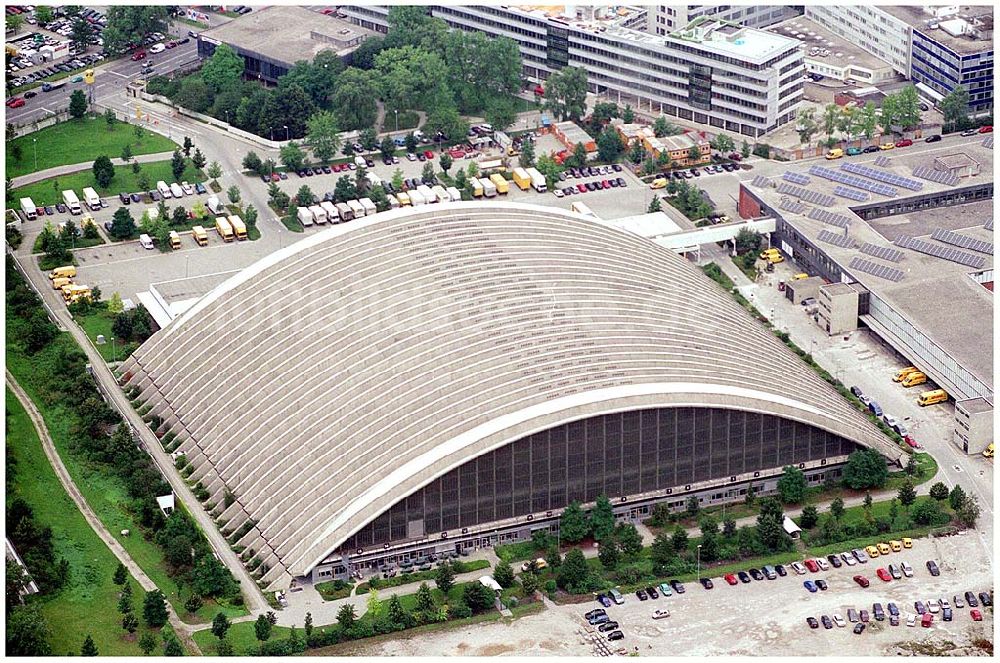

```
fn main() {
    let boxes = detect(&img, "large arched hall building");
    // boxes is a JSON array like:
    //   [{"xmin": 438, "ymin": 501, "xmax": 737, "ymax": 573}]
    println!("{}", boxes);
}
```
[{"xmin": 121, "ymin": 203, "xmax": 901, "ymax": 589}]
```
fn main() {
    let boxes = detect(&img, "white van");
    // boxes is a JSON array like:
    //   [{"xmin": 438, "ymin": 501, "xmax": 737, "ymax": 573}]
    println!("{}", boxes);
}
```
[
  {"xmin": 156, "ymin": 181, "xmax": 172, "ymax": 198},
  {"xmin": 169, "ymin": 182, "xmax": 184, "ymax": 198},
  {"xmin": 139, "ymin": 233, "xmax": 154, "ymax": 250}
]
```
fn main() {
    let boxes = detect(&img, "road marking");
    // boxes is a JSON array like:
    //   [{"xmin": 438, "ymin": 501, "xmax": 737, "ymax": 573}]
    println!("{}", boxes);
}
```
[{"xmin": 105, "ymin": 70, "xmax": 130, "ymax": 79}]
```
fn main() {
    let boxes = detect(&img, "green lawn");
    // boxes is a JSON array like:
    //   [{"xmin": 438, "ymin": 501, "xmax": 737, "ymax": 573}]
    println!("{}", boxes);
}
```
[
  {"xmin": 6, "ymin": 117, "xmax": 177, "ymax": 179},
  {"xmin": 5, "ymin": 388, "xmax": 150, "ymax": 656},
  {"xmin": 315, "ymin": 579, "xmax": 356, "ymax": 601},
  {"xmin": 32, "ymin": 233, "xmax": 104, "ymax": 253},
  {"xmin": 74, "ymin": 307, "xmax": 140, "ymax": 363},
  {"xmin": 12, "ymin": 159, "xmax": 205, "ymax": 207},
  {"xmin": 193, "ymin": 622, "xmax": 292, "ymax": 655},
  {"xmin": 356, "ymin": 559, "xmax": 491, "ymax": 595},
  {"xmin": 6, "ymin": 335, "xmax": 246, "ymax": 625}
]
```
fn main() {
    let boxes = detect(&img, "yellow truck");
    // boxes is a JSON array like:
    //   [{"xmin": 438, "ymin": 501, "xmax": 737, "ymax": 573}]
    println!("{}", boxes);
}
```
[
  {"xmin": 168, "ymin": 230, "xmax": 181, "ymax": 250},
  {"xmin": 489, "ymin": 172, "xmax": 509, "ymax": 194},
  {"xmin": 983, "ymin": 443, "xmax": 994, "ymax": 458},
  {"xmin": 51, "ymin": 277, "xmax": 73, "ymax": 290},
  {"xmin": 917, "ymin": 389, "xmax": 948, "ymax": 406},
  {"xmin": 893, "ymin": 366, "xmax": 919, "ymax": 382},
  {"xmin": 50, "ymin": 265, "xmax": 77, "ymax": 280},
  {"xmin": 215, "ymin": 216, "xmax": 234, "ymax": 242},
  {"xmin": 825, "ymin": 148, "xmax": 844, "ymax": 160},
  {"xmin": 191, "ymin": 225, "xmax": 209, "ymax": 246},
  {"xmin": 471, "ymin": 178, "xmax": 484, "ymax": 198},
  {"xmin": 901, "ymin": 371, "xmax": 927, "ymax": 388},
  {"xmin": 61, "ymin": 284, "xmax": 91, "ymax": 303},
  {"xmin": 228, "ymin": 215, "xmax": 247, "ymax": 241},
  {"xmin": 512, "ymin": 167, "xmax": 531, "ymax": 191}
]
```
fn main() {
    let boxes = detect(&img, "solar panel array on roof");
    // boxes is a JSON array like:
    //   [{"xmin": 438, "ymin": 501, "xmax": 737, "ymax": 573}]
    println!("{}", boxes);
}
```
[
  {"xmin": 817, "ymin": 229, "xmax": 856, "ymax": 249},
  {"xmin": 860, "ymin": 242, "xmax": 904, "ymax": 263},
  {"xmin": 894, "ymin": 236, "xmax": 987, "ymax": 268},
  {"xmin": 874, "ymin": 154, "xmax": 891, "ymax": 167},
  {"xmin": 849, "ymin": 257, "xmax": 905, "ymax": 282},
  {"xmin": 983, "ymin": 136, "xmax": 993, "ymax": 149},
  {"xmin": 808, "ymin": 165, "xmax": 898, "ymax": 197},
  {"xmin": 841, "ymin": 162, "xmax": 924, "ymax": 191},
  {"xmin": 931, "ymin": 228, "xmax": 994, "ymax": 255},
  {"xmin": 986, "ymin": 219, "xmax": 994, "ymax": 231},
  {"xmin": 808, "ymin": 207, "xmax": 852, "ymax": 228},
  {"xmin": 775, "ymin": 182, "xmax": 836, "ymax": 207},
  {"xmin": 779, "ymin": 199, "xmax": 807, "ymax": 214},
  {"xmin": 833, "ymin": 185, "xmax": 870, "ymax": 202},
  {"xmin": 750, "ymin": 175, "xmax": 772, "ymax": 188},
  {"xmin": 783, "ymin": 172, "xmax": 811, "ymax": 185},
  {"xmin": 911, "ymin": 166, "xmax": 960, "ymax": 186}
]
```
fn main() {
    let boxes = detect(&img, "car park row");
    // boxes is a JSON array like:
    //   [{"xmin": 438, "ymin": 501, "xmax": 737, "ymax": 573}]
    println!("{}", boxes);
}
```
[{"xmin": 809, "ymin": 591, "xmax": 992, "ymax": 634}]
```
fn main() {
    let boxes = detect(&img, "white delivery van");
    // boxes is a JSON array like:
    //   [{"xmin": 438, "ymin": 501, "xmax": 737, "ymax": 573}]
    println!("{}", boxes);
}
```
[
  {"xmin": 169, "ymin": 182, "xmax": 184, "ymax": 198},
  {"xmin": 62, "ymin": 189, "xmax": 82, "ymax": 214},
  {"xmin": 82, "ymin": 187, "xmax": 101, "ymax": 210},
  {"xmin": 206, "ymin": 195, "xmax": 223, "ymax": 215},
  {"xmin": 139, "ymin": 233, "xmax": 154, "ymax": 249},
  {"xmin": 335, "ymin": 202, "xmax": 353, "ymax": 221},
  {"xmin": 359, "ymin": 197, "xmax": 376, "ymax": 216},
  {"xmin": 480, "ymin": 177, "xmax": 497, "ymax": 197},
  {"xmin": 417, "ymin": 184, "xmax": 436, "ymax": 203},
  {"xmin": 320, "ymin": 200, "xmax": 340, "ymax": 223},
  {"xmin": 156, "ymin": 181, "xmax": 172, "ymax": 198},
  {"xmin": 20, "ymin": 197, "xmax": 37, "ymax": 220},
  {"xmin": 309, "ymin": 204, "xmax": 327, "ymax": 225},
  {"xmin": 387, "ymin": 193, "xmax": 400, "ymax": 209},
  {"xmin": 297, "ymin": 206, "xmax": 314, "ymax": 227},
  {"xmin": 354, "ymin": 155, "xmax": 367, "ymax": 168},
  {"xmin": 446, "ymin": 186, "xmax": 461, "ymax": 202},
  {"xmin": 432, "ymin": 185, "xmax": 449, "ymax": 204},
  {"xmin": 346, "ymin": 199, "xmax": 365, "ymax": 219},
  {"xmin": 408, "ymin": 188, "xmax": 426, "ymax": 206}
]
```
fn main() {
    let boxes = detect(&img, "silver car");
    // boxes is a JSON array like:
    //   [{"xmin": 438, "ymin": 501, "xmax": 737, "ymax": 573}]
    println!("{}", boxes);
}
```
[
  {"xmin": 791, "ymin": 562, "xmax": 807, "ymax": 575},
  {"xmin": 852, "ymin": 548, "xmax": 869, "ymax": 563},
  {"xmin": 840, "ymin": 552, "xmax": 857, "ymax": 566}
]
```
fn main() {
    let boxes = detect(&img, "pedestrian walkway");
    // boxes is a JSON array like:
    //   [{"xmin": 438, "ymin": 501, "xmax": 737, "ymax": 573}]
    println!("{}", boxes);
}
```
[{"xmin": 11, "ymin": 151, "xmax": 177, "ymax": 188}]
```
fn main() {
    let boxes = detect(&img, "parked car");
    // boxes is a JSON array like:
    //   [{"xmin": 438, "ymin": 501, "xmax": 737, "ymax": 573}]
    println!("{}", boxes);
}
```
[
  {"xmin": 658, "ymin": 582, "xmax": 672, "ymax": 597},
  {"xmin": 821, "ymin": 615, "xmax": 833, "ymax": 629},
  {"xmin": 873, "ymin": 603, "xmax": 885, "ymax": 621},
  {"xmin": 816, "ymin": 580, "xmax": 828, "ymax": 591},
  {"xmin": 762, "ymin": 566, "xmax": 777, "ymax": 580},
  {"xmin": 597, "ymin": 594, "xmax": 612, "ymax": 608},
  {"xmin": 804, "ymin": 559, "xmax": 819, "ymax": 573},
  {"xmin": 895, "ymin": 138, "xmax": 913, "ymax": 147},
  {"xmin": 926, "ymin": 560, "xmax": 940, "ymax": 576},
  {"xmin": 774, "ymin": 565, "xmax": 787, "ymax": 577},
  {"xmin": 978, "ymin": 592, "xmax": 992, "ymax": 606},
  {"xmin": 914, "ymin": 601, "xmax": 926, "ymax": 615},
  {"xmin": 965, "ymin": 591, "xmax": 979, "ymax": 607},
  {"xmin": 790, "ymin": 562, "xmax": 807, "ymax": 575},
  {"xmin": 979, "ymin": 125, "xmax": 993, "ymax": 133},
  {"xmin": 652, "ymin": 608, "xmax": 670, "ymax": 619},
  {"xmin": 636, "ymin": 589, "xmax": 648, "ymax": 601},
  {"xmin": 888, "ymin": 564, "xmax": 902, "ymax": 580},
  {"xmin": 804, "ymin": 580, "xmax": 818, "ymax": 593},
  {"xmin": 863, "ymin": 145, "xmax": 880, "ymax": 153},
  {"xmin": 669, "ymin": 580, "xmax": 685, "ymax": 594},
  {"xmin": 860, "ymin": 610, "xmax": 870, "ymax": 623},
  {"xmin": 699, "ymin": 578, "xmax": 713, "ymax": 590},
  {"xmin": 847, "ymin": 608, "xmax": 858, "ymax": 623},
  {"xmin": 833, "ymin": 615, "xmax": 846, "ymax": 628},
  {"xmin": 827, "ymin": 554, "xmax": 842, "ymax": 569},
  {"xmin": 840, "ymin": 552, "xmax": 857, "ymax": 567},
  {"xmin": 852, "ymin": 549, "xmax": 869, "ymax": 563},
  {"xmin": 585, "ymin": 608, "xmax": 606, "ymax": 619},
  {"xmin": 749, "ymin": 568, "xmax": 764, "ymax": 581},
  {"xmin": 607, "ymin": 631, "xmax": 624, "ymax": 641},
  {"xmin": 877, "ymin": 568, "xmax": 892, "ymax": 582},
  {"xmin": 815, "ymin": 558, "xmax": 830, "ymax": 571},
  {"xmin": 971, "ymin": 609, "xmax": 983, "ymax": 621},
  {"xmin": 646, "ymin": 586, "xmax": 659, "ymax": 599},
  {"xmin": 724, "ymin": 573, "xmax": 738, "ymax": 586},
  {"xmin": 921, "ymin": 613, "xmax": 933, "ymax": 628},
  {"xmin": 925, "ymin": 134, "xmax": 942, "ymax": 143},
  {"xmin": 853, "ymin": 575, "xmax": 870, "ymax": 588},
  {"xmin": 598, "ymin": 621, "xmax": 619, "ymax": 632},
  {"xmin": 853, "ymin": 623, "xmax": 865, "ymax": 634},
  {"xmin": 737, "ymin": 571, "xmax": 751, "ymax": 583},
  {"xmin": 806, "ymin": 617, "xmax": 819, "ymax": 629}
]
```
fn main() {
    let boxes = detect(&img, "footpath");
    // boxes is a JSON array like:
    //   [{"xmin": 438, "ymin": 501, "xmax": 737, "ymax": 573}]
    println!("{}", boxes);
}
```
[{"xmin": 11, "ymin": 152, "xmax": 176, "ymax": 188}]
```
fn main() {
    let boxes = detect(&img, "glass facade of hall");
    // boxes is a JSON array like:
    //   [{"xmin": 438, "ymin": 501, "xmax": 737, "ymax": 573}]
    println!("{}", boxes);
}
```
[{"xmin": 340, "ymin": 407, "xmax": 858, "ymax": 550}]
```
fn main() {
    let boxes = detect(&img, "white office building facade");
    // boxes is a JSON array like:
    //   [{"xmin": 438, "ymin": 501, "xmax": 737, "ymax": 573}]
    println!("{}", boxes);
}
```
[
  {"xmin": 342, "ymin": 5, "xmax": 804, "ymax": 137},
  {"xmin": 805, "ymin": 5, "xmax": 912, "ymax": 75}
]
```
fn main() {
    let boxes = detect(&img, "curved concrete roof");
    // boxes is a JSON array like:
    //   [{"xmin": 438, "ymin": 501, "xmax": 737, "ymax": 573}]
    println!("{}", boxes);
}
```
[{"xmin": 122, "ymin": 202, "xmax": 898, "ymax": 580}]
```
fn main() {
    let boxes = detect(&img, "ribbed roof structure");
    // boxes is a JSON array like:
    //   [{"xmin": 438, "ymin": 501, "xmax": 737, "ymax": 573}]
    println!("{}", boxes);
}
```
[{"xmin": 122, "ymin": 203, "xmax": 899, "ymax": 583}]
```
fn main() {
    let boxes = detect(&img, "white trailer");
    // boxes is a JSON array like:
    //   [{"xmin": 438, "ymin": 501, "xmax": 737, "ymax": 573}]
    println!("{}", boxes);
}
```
[
  {"xmin": 309, "ymin": 204, "xmax": 328, "ymax": 225},
  {"xmin": 347, "ymin": 199, "xmax": 366, "ymax": 218},
  {"xmin": 387, "ymin": 193, "xmax": 400, "ymax": 209},
  {"xmin": 416, "ymin": 184, "xmax": 436, "ymax": 203},
  {"xmin": 320, "ymin": 200, "xmax": 340, "ymax": 223},
  {"xmin": 62, "ymin": 189, "xmax": 82, "ymax": 214},
  {"xmin": 359, "ymin": 197, "xmax": 376, "ymax": 216},
  {"xmin": 408, "ymin": 188, "xmax": 426, "ymax": 206},
  {"xmin": 365, "ymin": 172, "xmax": 382, "ymax": 189},
  {"xmin": 169, "ymin": 182, "xmax": 184, "ymax": 198},
  {"xmin": 526, "ymin": 167, "xmax": 547, "ymax": 192},
  {"xmin": 297, "ymin": 206, "xmax": 315, "ymax": 227},
  {"xmin": 20, "ymin": 197, "xmax": 37, "ymax": 220},
  {"xmin": 446, "ymin": 186, "xmax": 461, "ymax": 202},
  {"xmin": 432, "ymin": 185, "xmax": 449, "ymax": 204},
  {"xmin": 206, "ymin": 195, "xmax": 223, "ymax": 215},
  {"xmin": 479, "ymin": 177, "xmax": 497, "ymax": 197},
  {"xmin": 156, "ymin": 181, "xmax": 172, "ymax": 199},
  {"xmin": 335, "ymin": 202, "xmax": 353, "ymax": 221},
  {"xmin": 82, "ymin": 187, "xmax": 101, "ymax": 210}
]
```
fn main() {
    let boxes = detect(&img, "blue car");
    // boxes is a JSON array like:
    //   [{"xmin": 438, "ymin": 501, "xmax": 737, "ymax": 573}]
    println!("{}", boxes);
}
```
[
  {"xmin": 804, "ymin": 580, "xmax": 818, "ymax": 593},
  {"xmin": 597, "ymin": 594, "xmax": 612, "ymax": 607},
  {"xmin": 393, "ymin": 136, "xmax": 406, "ymax": 146}
]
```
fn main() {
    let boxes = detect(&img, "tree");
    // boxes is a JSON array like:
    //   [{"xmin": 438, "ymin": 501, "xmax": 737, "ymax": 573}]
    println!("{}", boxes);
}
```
[
  {"xmin": 650, "ymin": 533, "xmax": 676, "ymax": 573},
  {"xmin": 174, "ymin": 76, "xmax": 212, "ymax": 114},
  {"xmin": 957, "ymin": 495, "xmax": 980, "ymax": 528},
  {"xmin": 545, "ymin": 545, "xmax": 562, "ymax": 571},
  {"xmin": 670, "ymin": 525, "xmax": 688, "ymax": 553},
  {"xmin": 740, "ymin": 140, "xmax": 751, "ymax": 159},
  {"xmin": 120, "ymin": 142, "xmax": 133, "ymax": 163},
  {"xmin": 169, "ymin": 149, "xmax": 186, "ymax": 181},
  {"xmin": 905, "ymin": 455, "xmax": 919, "ymax": 477},
  {"xmin": 723, "ymin": 519, "xmax": 737, "ymax": 539},
  {"xmin": 710, "ymin": 133, "xmax": 735, "ymax": 154},
  {"xmin": 830, "ymin": 496, "xmax": 845, "ymax": 521},
  {"xmin": 171, "ymin": 206, "xmax": 188, "ymax": 227},
  {"xmin": 842, "ymin": 449, "xmax": 889, "ymax": 490},
  {"xmin": 81, "ymin": 634, "xmax": 99, "ymax": 656},
  {"xmin": 331, "ymin": 68, "xmax": 378, "ymax": 132},
  {"xmin": 559, "ymin": 501, "xmax": 589, "ymax": 543},
  {"xmin": 366, "ymin": 589, "xmax": 384, "ymax": 625},
  {"xmin": 296, "ymin": 185, "xmax": 316, "ymax": 207},
  {"xmin": 110, "ymin": 207, "xmax": 136, "ymax": 240},
  {"xmin": 521, "ymin": 571, "xmax": 539, "ymax": 596},
  {"xmin": 589, "ymin": 495, "xmax": 616, "ymax": 542},
  {"xmin": 800, "ymin": 505, "xmax": 819, "ymax": 529},
  {"xmin": 463, "ymin": 581, "xmax": 496, "ymax": 614},
  {"xmin": 544, "ymin": 66, "xmax": 588, "ymax": 121},
  {"xmin": 260, "ymin": 83, "xmax": 316, "ymax": 140},
  {"xmin": 254, "ymin": 613, "xmax": 272, "ymax": 643},
  {"xmin": 615, "ymin": 523, "xmax": 643, "ymax": 559},
  {"xmin": 201, "ymin": 43, "xmax": 245, "ymax": 92},
  {"xmin": 92, "ymin": 155, "xmax": 115, "ymax": 188},
  {"xmin": 897, "ymin": 479, "xmax": 917, "ymax": 510},
  {"xmin": 911, "ymin": 498, "xmax": 943, "ymax": 526},
  {"xmin": 929, "ymin": 482, "xmax": 950, "ymax": 501},
  {"xmin": 598, "ymin": 538, "xmax": 620, "ymax": 570},
  {"xmin": 6, "ymin": 605, "xmax": 52, "ymax": 656},
  {"xmin": 647, "ymin": 195, "xmax": 662, "ymax": 213},
  {"xmin": 243, "ymin": 204, "xmax": 258, "ymax": 232},
  {"xmin": 653, "ymin": 116, "xmax": 679, "ymax": 137},
  {"xmin": 117, "ymin": 581, "xmax": 134, "ymax": 614},
  {"xmin": 896, "ymin": 85, "xmax": 921, "ymax": 130},
  {"xmin": 385, "ymin": 594, "xmax": 411, "ymax": 630},
  {"xmin": 113, "ymin": 562, "xmax": 128, "ymax": 585},
  {"xmin": 6, "ymin": 12, "xmax": 24, "ymax": 34},
  {"xmin": 142, "ymin": 590, "xmax": 168, "ymax": 628},
  {"xmin": 596, "ymin": 128, "xmax": 624, "ymax": 163},
  {"xmin": 439, "ymin": 152, "xmax": 453, "ymax": 173},
  {"xmin": 939, "ymin": 85, "xmax": 970, "ymax": 131},
  {"xmin": 122, "ymin": 611, "xmax": 139, "ymax": 635},
  {"xmin": 215, "ymin": 638, "xmax": 234, "ymax": 656},
  {"xmin": 777, "ymin": 466, "xmax": 808, "ymax": 504},
  {"xmin": 163, "ymin": 636, "xmax": 183, "ymax": 657},
  {"xmin": 336, "ymin": 603, "xmax": 357, "ymax": 632},
  {"xmin": 556, "ymin": 548, "xmax": 592, "ymax": 592},
  {"xmin": 181, "ymin": 136, "xmax": 193, "ymax": 158},
  {"xmin": 491, "ymin": 560, "xmax": 515, "ymax": 589},
  {"xmin": 103, "ymin": 108, "xmax": 117, "ymax": 130},
  {"xmin": 306, "ymin": 111, "xmax": 341, "ymax": 163},
  {"xmin": 756, "ymin": 498, "xmax": 790, "ymax": 552},
  {"xmin": 207, "ymin": 162, "xmax": 223, "ymax": 182},
  {"xmin": 242, "ymin": 151, "xmax": 263, "ymax": 174},
  {"xmin": 735, "ymin": 227, "xmax": 763, "ymax": 255},
  {"xmin": 139, "ymin": 632, "xmax": 157, "ymax": 656},
  {"xmin": 280, "ymin": 142, "xmax": 307, "ymax": 172},
  {"xmin": 415, "ymin": 582, "xmax": 435, "ymax": 615},
  {"xmin": 69, "ymin": 89, "xmax": 88, "ymax": 118},
  {"xmin": 857, "ymin": 101, "xmax": 878, "ymax": 141},
  {"xmin": 435, "ymin": 560, "xmax": 455, "ymax": 594},
  {"xmin": 226, "ymin": 185, "xmax": 241, "ymax": 204},
  {"xmin": 949, "ymin": 484, "xmax": 967, "ymax": 511},
  {"xmin": 519, "ymin": 141, "xmax": 535, "ymax": 168},
  {"xmin": 203, "ymin": 611, "xmax": 230, "ymax": 642},
  {"xmin": 863, "ymin": 492, "xmax": 873, "ymax": 511},
  {"xmin": 192, "ymin": 148, "xmax": 207, "ymax": 170},
  {"xmin": 380, "ymin": 136, "xmax": 397, "ymax": 161},
  {"xmin": 685, "ymin": 495, "xmax": 700, "ymax": 519}
]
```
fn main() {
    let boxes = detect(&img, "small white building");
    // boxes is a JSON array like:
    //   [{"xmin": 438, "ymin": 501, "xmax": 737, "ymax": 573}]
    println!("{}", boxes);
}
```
[
  {"xmin": 479, "ymin": 575, "xmax": 502, "ymax": 595},
  {"xmin": 783, "ymin": 515, "xmax": 802, "ymax": 540},
  {"xmin": 156, "ymin": 493, "xmax": 175, "ymax": 517}
]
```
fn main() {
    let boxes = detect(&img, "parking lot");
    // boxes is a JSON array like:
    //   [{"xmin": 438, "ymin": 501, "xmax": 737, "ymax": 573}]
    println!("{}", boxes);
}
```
[{"xmin": 340, "ymin": 535, "xmax": 992, "ymax": 657}]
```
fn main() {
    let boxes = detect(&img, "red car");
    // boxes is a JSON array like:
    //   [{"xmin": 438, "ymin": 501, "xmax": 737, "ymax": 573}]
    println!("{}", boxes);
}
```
[
  {"xmin": 895, "ymin": 138, "xmax": 913, "ymax": 147},
  {"xmin": 921, "ymin": 613, "xmax": 933, "ymax": 627},
  {"xmin": 423, "ymin": 150, "xmax": 434, "ymax": 159},
  {"xmin": 904, "ymin": 435, "xmax": 919, "ymax": 448},
  {"xmin": 6, "ymin": 97, "xmax": 25, "ymax": 108},
  {"xmin": 724, "ymin": 573, "xmax": 738, "ymax": 586},
  {"xmin": 804, "ymin": 559, "xmax": 819, "ymax": 573},
  {"xmin": 600, "ymin": 179, "xmax": 610, "ymax": 189},
  {"xmin": 876, "ymin": 568, "xmax": 892, "ymax": 582},
  {"xmin": 971, "ymin": 609, "xmax": 983, "ymax": 621},
  {"xmin": 270, "ymin": 173, "xmax": 280, "ymax": 182},
  {"xmin": 576, "ymin": 183, "xmax": 587, "ymax": 193},
  {"xmin": 449, "ymin": 148, "xmax": 466, "ymax": 159},
  {"xmin": 853, "ymin": 575, "xmax": 870, "ymax": 588},
  {"xmin": 979, "ymin": 125, "xmax": 993, "ymax": 133},
  {"xmin": 131, "ymin": 50, "xmax": 146, "ymax": 61}
]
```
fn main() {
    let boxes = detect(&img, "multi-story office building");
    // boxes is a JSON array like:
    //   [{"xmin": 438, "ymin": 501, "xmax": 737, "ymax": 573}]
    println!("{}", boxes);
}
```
[
  {"xmin": 342, "ymin": 5, "xmax": 804, "ymax": 138},
  {"xmin": 650, "ymin": 5, "xmax": 802, "ymax": 34},
  {"xmin": 807, "ymin": 5, "xmax": 993, "ymax": 116}
]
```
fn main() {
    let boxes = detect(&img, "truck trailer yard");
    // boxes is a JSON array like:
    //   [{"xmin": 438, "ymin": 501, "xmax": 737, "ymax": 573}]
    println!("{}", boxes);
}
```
[{"xmin": 333, "ymin": 535, "xmax": 992, "ymax": 657}]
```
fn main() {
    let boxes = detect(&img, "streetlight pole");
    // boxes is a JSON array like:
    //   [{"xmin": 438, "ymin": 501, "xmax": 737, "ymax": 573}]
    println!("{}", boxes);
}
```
[
  {"xmin": 696, "ymin": 544, "xmax": 702, "ymax": 581},
  {"xmin": 283, "ymin": 125, "xmax": 289, "ymax": 141},
  {"xmin": 394, "ymin": 109, "xmax": 398, "ymax": 133},
  {"xmin": 33, "ymin": 137, "xmax": 37, "ymax": 171},
  {"xmin": 111, "ymin": 336, "xmax": 116, "ymax": 364}
]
